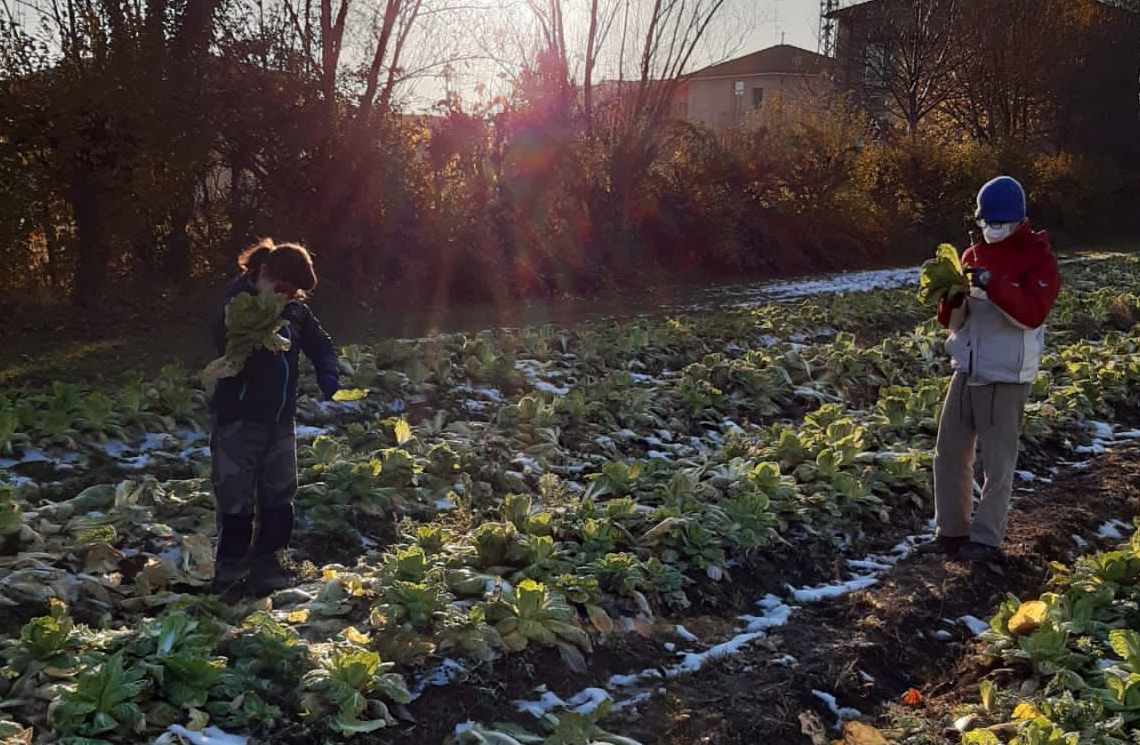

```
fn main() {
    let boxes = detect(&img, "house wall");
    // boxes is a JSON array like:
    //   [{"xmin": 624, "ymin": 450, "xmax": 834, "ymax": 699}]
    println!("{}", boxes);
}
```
[{"xmin": 686, "ymin": 73, "xmax": 828, "ymax": 131}]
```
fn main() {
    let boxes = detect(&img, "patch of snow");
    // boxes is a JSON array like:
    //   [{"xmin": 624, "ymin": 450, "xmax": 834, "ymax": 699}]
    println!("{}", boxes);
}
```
[
  {"xmin": 847, "ymin": 559, "xmax": 893, "ymax": 572},
  {"xmin": 959, "ymin": 616, "xmax": 990, "ymax": 636},
  {"xmin": 671, "ymin": 632, "xmax": 766, "ymax": 675},
  {"xmin": 100, "ymin": 440, "xmax": 130, "ymax": 458},
  {"xmin": 1097, "ymin": 519, "xmax": 1131, "ymax": 541},
  {"xmin": 565, "ymin": 688, "xmax": 612, "ymax": 716},
  {"xmin": 858, "ymin": 671, "xmax": 875, "ymax": 684},
  {"xmin": 1015, "ymin": 470, "xmax": 1036, "ymax": 482},
  {"xmin": 514, "ymin": 690, "xmax": 567, "ymax": 718},
  {"xmin": 118, "ymin": 454, "xmax": 155, "ymax": 470},
  {"xmin": 664, "ymin": 642, "xmax": 676, "ymax": 652},
  {"xmin": 681, "ymin": 268, "xmax": 918, "ymax": 311},
  {"xmin": 411, "ymin": 658, "xmax": 466, "ymax": 699},
  {"xmin": 511, "ymin": 455, "xmax": 542, "ymax": 474},
  {"xmin": 295, "ymin": 425, "xmax": 328, "ymax": 440},
  {"xmin": 773, "ymin": 655, "xmax": 797, "ymax": 667},
  {"xmin": 1089, "ymin": 421, "xmax": 1115, "ymax": 441},
  {"xmin": 455, "ymin": 385, "xmax": 505, "ymax": 402},
  {"xmin": 454, "ymin": 722, "xmax": 476, "ymax": 736},
  {"xmin": 435, "ymin": 498, "xmax": 457, "ymax": 511},
  {"xmin": 608, "ymin": 669, "xmax": 662, "ymax": 689},
  {"xmin": 612, "ymin": 691, "xmax": 654, "ymax": 712},
  {"xmin": 647, "ymin": 450, "xmax": 673, "ymax": 461},
  {"xmin": 812, "ymin": 690, "xmax": 863, "ymax": 729},
  {"xmin": 933, "ymin": 630, "xmax": 954, "ymax": 641},
  {"xmin": 1075, "ymin": 442, "xmax": 1107, "ymax": 455},
  {"xmin": 1072, "ymin": 534, "xmax": 1089, "ymax": 549},
  {"xmin": 179, "ymin": 446, "xmax": 209, "ymax": 461},
  {"xmin": 534, "ymin": 381, "xmax": 571, "ymax": 396},
  {"xmin": 163, "ymin": 725, "xmax": 248, "ymax": 745},
  {"xmin": 675, "ymin": 625, "xmax": 700, "ymax": 643},
  {"xmin": 789, "ymin": 576, "xmax": 878, "ymax": 603},
  {"xmin": 4, "ymin": 448, "xmax": 51, "ymax": 465},
  {"xmin": 739, "ymin": 596, "xmax": 794, "ymax": 632}
]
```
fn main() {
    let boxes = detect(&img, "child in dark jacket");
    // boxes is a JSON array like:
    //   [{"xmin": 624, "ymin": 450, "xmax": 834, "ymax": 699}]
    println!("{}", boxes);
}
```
[{"xmin": 209, "ymin": 240, "xmax": 340, "ymax": 597}]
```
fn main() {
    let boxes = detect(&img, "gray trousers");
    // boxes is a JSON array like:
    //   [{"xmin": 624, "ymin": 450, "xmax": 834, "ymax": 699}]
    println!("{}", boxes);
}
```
[
  {"xmin": 210, "ymin": 418, "xmax": 298, "ymax": 562},
  {"xmin": 933, "ymin": 373, "xmax": 1030, "ymax": 547}
]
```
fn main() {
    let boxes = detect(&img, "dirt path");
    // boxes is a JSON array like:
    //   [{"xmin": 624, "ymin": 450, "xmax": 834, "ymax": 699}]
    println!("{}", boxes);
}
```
[{"xmin": 620, "ymin": 445, "xmax": 1140, "ymax": 745}]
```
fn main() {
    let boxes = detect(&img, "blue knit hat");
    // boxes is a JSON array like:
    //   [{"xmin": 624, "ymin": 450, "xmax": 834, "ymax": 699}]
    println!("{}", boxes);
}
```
[{"xmin": 976, "ymin": 176, "xmax": 1027, "ymax": 224}]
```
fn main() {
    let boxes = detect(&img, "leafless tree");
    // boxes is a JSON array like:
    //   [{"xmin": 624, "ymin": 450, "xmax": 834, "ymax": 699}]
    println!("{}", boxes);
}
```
[{"xmin": 861, "ymin": 0, "xmax": 962, "ymax": 135}]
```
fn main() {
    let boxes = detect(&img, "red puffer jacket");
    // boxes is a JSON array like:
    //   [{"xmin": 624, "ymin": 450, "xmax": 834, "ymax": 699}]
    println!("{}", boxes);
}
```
[{"xmin": 938, "ymin": 223, "xmax": 1061, "ymax": 331}]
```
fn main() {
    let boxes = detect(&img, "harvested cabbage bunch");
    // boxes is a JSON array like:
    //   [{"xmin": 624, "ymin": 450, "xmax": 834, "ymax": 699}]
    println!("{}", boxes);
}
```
[
  {"xmin": 917, "ymin": 243, "xmax": 968, "ymax": 305},
  {"xmin": 202, "ymin": 292, "xmax": 290, "ymax": 391}
]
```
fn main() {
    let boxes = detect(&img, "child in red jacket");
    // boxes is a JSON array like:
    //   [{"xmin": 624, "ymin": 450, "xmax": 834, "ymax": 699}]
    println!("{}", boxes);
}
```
[{"xmin": 919, "ymin": 176, "xmax": 1061, "ymax": 562}]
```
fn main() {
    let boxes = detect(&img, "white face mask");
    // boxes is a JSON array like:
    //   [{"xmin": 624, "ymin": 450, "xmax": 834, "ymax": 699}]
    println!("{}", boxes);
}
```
[{"xmin": 982, "ymin": 222, "xmax": 1019, "ymax": 244}]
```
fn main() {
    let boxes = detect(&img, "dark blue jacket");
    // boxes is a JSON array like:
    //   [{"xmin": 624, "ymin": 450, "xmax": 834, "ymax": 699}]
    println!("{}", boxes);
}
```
[{"xmin": 210, "ymin": 276, "xmax": 340, "ymax": 424}]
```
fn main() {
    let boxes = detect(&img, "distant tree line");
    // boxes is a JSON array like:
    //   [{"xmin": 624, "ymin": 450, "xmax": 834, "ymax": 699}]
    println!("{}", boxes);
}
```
[{"xmin": 0, "ymin": 0, "xmax": 1137, "ymax": 308}]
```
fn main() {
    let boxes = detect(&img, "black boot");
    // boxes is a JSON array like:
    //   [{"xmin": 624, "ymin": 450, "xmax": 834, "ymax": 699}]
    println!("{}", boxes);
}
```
[
  {"xmin": 915, "ymin": 535, "xmax": 968, "ymax": 556},
  {"xmin": 958, "ymin": 541, "xmax": 1004, "ymax": 563},
  {"xmin": 211, "ymin": 558, "xmax": 249, "ymax": 599},
  {"xmin": 247, "ymin": 507, "xmax": 296, "ymax": 597},
  {"xmin": 248, "ymin": 552, "xmax": 296, "ymax": 597},
  {"xmin": 212, "ymin": 514, "xmax": 253, "ymax": 598}
]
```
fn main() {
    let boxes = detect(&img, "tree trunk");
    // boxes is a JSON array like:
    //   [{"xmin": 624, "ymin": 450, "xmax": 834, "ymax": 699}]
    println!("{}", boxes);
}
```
[{"xmin": 71, "ymin": 169, "xmax": 106, "ymax": 307}]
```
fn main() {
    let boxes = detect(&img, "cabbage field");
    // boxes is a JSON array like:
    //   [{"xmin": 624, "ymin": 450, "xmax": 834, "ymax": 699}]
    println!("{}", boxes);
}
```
[{"xmin": 1, "ymin": 255, "xmax": 1139, "ymax": 745}]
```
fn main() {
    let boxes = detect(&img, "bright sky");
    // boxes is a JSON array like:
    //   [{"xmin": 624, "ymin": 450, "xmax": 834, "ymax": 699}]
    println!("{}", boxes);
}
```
[{"xmin": 402, "ymin": 0, "xmax": 824, "ymax": 112}]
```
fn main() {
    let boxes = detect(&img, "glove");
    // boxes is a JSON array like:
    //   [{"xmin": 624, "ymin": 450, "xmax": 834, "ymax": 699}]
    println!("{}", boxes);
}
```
[{"xmin": 969, "ymin": 268, "xmax": 991, "ymax": 290}]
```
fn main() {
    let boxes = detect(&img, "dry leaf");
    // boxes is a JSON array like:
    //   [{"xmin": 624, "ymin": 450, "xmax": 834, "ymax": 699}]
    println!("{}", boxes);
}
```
[
  {"xmin": 333, "ymin": 388, "xmax": 369, "ymax": 402},
  {"xmin": 586, "ymin": 604, "xmax": 614, "ymax": 634},
  {"xmin": 286, "ymin": 609, "xmax": 310, "ymax": 624},
  {"xmin": 1009, "ymin": 601, "xmax": 1048, "ymax": 636},
  {"xmin": 343, "ymin": 626, "xmax": 371, "ymax": 645},
  {"xmin": 83, "ymin": 543, "xmax": 124, "ymax": 574},
  {"xmin": 799, "ymin": 711, "xmax": 828, "ymax": 745},
  {"xmin": 1013, "ymin": 702, "xmax": 1042, "ymax": 720},
  {"xmin": 842, "ymin": 721, "xmax": 892, "ymax": 745},
  {"xmin": 181, "ymin": 534, "xmax": 215, "ymax": 579},
  {"xmin": 187, "ymin": 707, "xmax": 210, "ymax": 731},
  {"xmin": 901, "ymin": 688, "xmax": 923, "ymax": 706}
]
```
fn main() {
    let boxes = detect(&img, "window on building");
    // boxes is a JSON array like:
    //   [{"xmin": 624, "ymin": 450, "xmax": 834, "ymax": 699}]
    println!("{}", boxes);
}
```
[
  {"xmin": 752, "ymin": 88, "xmax": 764, "ymax": 109},
  {"xmin": 864, "ymin": 43, "xmax": 889, "ymax": 88}
]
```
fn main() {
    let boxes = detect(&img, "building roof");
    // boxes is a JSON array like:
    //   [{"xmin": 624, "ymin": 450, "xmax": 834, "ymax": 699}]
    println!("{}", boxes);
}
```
[
  {"xmin": 828, "ymin": 0, "xmax": 1138, "ymax": 19},
  {"xmin": 688, "ymin": 44, "xmax": 833, "ymax": 79},
  {"xmin": 826, "ymin": 0, "xmax": 880, "ymax": 19}
]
